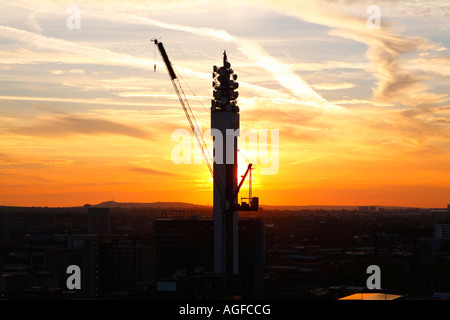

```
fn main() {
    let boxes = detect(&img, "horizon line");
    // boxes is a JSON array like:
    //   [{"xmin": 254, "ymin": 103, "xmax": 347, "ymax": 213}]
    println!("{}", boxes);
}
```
[{"xmin": 1, "ymin": 200, "xmax": 448, "ymax": 210}]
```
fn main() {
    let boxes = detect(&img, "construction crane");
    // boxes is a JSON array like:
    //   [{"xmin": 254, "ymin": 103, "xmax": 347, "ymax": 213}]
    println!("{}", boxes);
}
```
[
  {"xmin": 233, "ymin": 163, "xmax": 258, "ymax": 211},
  {"xmin": 151, "ymin": 39, "xmax": 220, "ymax": 194}
]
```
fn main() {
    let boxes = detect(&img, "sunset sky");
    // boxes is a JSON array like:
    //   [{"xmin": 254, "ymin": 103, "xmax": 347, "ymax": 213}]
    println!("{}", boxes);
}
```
[{"xmin": 1, "ymin": 0, "xmax": 450, "ymax": 208}]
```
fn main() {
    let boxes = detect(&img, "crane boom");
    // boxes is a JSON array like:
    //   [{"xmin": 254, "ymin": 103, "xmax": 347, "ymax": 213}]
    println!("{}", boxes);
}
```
[
  {"xmin": 153, "ymin": 39, "xmax": 225, "ymax": 199},
  {"xmin": 154, "ymin": 40, "xmax": 177, "ymax": 80}
]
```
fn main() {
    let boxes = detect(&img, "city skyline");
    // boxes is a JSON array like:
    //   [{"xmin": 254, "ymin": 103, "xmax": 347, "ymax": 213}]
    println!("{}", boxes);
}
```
[{"xmin": 1, "ymin": 0, "xmax": 450, "ymax": 208}]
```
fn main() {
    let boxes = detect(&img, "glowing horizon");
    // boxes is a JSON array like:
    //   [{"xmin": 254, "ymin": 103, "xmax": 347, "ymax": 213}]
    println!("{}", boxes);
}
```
[{"xmin": 1, "ymin": 0, "xmax": 450, "ymax": 208}]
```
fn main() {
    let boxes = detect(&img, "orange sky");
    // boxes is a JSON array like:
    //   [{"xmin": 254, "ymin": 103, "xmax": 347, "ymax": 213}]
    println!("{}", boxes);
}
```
[{"xmin": 1, "ymin": 0, "xmax": 450, "ymax": 208}]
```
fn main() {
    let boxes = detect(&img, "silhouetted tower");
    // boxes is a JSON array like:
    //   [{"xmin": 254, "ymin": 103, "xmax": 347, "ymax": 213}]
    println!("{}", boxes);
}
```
[{"xmin": 211, "ymin": 52, "xmax": 240, "ymax": 276}]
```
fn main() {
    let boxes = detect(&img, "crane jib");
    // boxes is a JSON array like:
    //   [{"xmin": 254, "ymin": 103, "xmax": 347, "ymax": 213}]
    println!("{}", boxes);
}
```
[{"xmin": 156, "ymin": 41, "xmax": 177, "ymax": 80}]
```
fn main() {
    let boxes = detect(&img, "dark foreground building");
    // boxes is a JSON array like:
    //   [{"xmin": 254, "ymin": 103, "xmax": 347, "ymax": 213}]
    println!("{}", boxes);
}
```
[{"xmin": 152, "ymin": 218, "xmax": 265, "ymax": 299}]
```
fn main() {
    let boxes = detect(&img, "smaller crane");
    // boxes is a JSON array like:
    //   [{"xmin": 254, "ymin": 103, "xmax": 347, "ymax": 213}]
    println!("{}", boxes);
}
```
[{"xmin": 232, "ymin": 163, "xmax": 258, "ymax": 211}]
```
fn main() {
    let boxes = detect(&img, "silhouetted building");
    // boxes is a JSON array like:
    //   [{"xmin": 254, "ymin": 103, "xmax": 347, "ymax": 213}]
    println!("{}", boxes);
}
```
[
  {"xmin": 100, "ymin": 241, "xmax": 155, "ymax": 295},
  {"xmin": 88, "ymin": 207, "xmax": 110, "ymax": 236},
  {"xmin": 238, "ymin": 219, "xmax": 265, "ymax": 299},
  {"xmin": 0, "ymin": 273, "xmax": 30, "ymax": 299},
  {"xmin": 153, "ymin": 218, "xmax": 214, "ymax": 278},
  {"xmin": 22, "ymin": 233, "xmax": 68, "ymax": 270},
  {"xmin": 44, "ymin": 234, "xmax": 100, "ymax": 299}
]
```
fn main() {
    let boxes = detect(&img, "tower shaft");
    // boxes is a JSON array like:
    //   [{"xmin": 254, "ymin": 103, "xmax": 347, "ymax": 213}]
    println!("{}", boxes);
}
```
[
  {"xmin": 212, "ymin": 112, "xmax": 239, "ymax": 275},
  {"xmin": 211, "ymin": 52, "xmax": 240, "ymax": 276}
]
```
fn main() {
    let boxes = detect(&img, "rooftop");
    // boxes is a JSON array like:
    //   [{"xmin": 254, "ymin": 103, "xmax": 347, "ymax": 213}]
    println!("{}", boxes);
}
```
[{"xmin": 339, "ymin": 292, "xmax": 404, "ymax": 300}]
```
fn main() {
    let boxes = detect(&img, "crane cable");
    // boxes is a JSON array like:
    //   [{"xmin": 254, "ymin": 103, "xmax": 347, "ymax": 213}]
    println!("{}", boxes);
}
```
[
  {"xmin": 169, "ymin": 64, "xmax": 227, "ymax": 200},
  {"xmin": 171, "ymin": 65, "xmax": 214, "ymax": 169},
  {"xmin": 176, "ymin": 68, "xmax": 210, "ymax": 114},
  {"xmin": 173, "ymin": 64, "xmax": 213, "ymax": 165}
]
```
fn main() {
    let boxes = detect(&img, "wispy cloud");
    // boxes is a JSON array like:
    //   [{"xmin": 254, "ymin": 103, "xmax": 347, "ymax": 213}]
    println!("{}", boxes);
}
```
[
  {"xmin": 90, "ymin": 9, "xmax": 344, "ymax": 111},
  {"xmin": 352, "ymin": 30, "xmax": 446, "ymax": 106},
  {"xmin": 236, "ymin": 40, "xmax": 344, "ymax": 111},
  {"xmin": 0, "ymin": 95, "xmax": 160, "ymax": 107},
  {"xmin": 3, "ymin": 0, "xmax": 448, "ymax": 110},
  {"xmin": 0, "ymin": 2, "xmax": 344, "ymax": 113},
  {"xmin": 8, "ymin": 114, "xmax": 153, "ymax": 140},
  {"xmin": 25, "ymin": 11, "xmax": 42, "ymax": 33},
  {"xmin": 128, "ymin": 166, "xmax": 175, "ymax": 176},
  {"xmin": 0, "ymin": 25, "xmax": 154, "ymax": 69},
  {"xmin": 255, "ymin": 0, "xmax": 449, "ymax": 107},
  {"xmin": 312, "ymin": 82, "xmax": 356, "ymax": 90}
]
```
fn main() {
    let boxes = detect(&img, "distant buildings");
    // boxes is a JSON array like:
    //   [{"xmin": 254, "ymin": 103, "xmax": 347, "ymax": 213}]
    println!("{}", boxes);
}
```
[
  {"xmin": 43, "ymin": 234, "xmax": 156, "ymax": 299},
  {"xmin": 1, "ymin": 233, "xmax": 156, "ymax": 299},
  {"xmin": 3, "ymin": 204, "xmax": 450, "ymax": 300},
  {"xmin": 1, "ymin": 207, "xmax": 155, "ymax": 299},
  {"xmin": 359, "ymin": 206, "xmax": 377, "ymax": 212}
]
